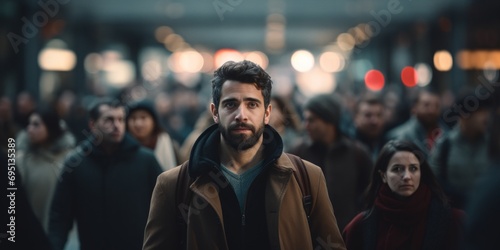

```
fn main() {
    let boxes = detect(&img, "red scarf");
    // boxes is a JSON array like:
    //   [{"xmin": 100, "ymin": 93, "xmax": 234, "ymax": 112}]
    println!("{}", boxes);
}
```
[{"xmin": 374, "ymin": 184, "xmax": 432, "ymax": 250}]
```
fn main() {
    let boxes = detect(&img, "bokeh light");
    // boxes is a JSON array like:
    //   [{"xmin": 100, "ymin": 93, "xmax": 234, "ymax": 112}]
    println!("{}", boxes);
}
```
[
  {"xmin": 415, "ymin": 63, "xmax": 432, "ymax": 87},
  {"xmin": 244, "ymin": 51, "xmax": 269, "ymax": 70},
  {"xmin": 319, "ymin": 51, "xmax": 345, "ymax": 72},
  {"xmin": 401, "ymin": 66, "xmax": 418, "ymax": 87},
  {"xmin": 433, "ymin": 50, "xmax": 453, "ymax": 71},
  {"xmin": 39, "ymin": 48, "xmax": 77, "ymax": 71},
  {"xmin": 364, "ymin": 70, "xmax": 385, "ymax": 91},
  {"xmin": 179, "ymin": 50, "xmax": 204, "ymax": 73},
  {"xmin": 337, "ymin": 33, "xmax": 356, "ymax": 51},
  {"xmin": 214, "ymin": 49, "xmax": 244, "ymax": 68},
  {"xmin": 291, "ymin": 50, "xmax": 314, "ymax": 72}
]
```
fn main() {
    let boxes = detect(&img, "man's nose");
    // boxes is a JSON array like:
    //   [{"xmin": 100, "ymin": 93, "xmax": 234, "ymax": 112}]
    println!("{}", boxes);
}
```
[
  {"xmin": 235, "ymin": 105, "xmax": 248, "ymax": 121},
  {"xmin": 112, "ymin": 119, "xmax": 123, "ymax": 128}
]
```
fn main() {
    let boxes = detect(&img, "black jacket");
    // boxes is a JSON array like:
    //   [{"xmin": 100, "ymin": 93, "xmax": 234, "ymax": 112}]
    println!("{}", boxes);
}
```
[{"xmin": 49, "ymin": 134, "xmax": 163, "ymax": 250}]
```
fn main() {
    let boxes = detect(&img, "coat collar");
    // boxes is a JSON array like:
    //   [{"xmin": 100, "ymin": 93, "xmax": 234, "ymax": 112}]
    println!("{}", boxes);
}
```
[
  {"xmin": 84, "ymin": 133, "xmax": 140, "ymax": 159},
  {"xmin": 188, "ymin": 124, "xmax": 284, "ymax": 178}
]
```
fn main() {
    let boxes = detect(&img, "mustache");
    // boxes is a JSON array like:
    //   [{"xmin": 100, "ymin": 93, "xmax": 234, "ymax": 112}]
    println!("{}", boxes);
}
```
[{"xmin": 229, "ymin": 123, "xmax": 255, "ymax": 131}]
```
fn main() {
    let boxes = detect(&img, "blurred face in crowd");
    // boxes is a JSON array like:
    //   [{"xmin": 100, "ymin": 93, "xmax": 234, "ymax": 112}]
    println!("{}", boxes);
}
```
[
  {"xmin": 303, "ymin": 110, "xmax": 335, "ymax": 145},
  {"xmin": 127, "ymin": 110, "xmax": 155, "ymax": 140},
  {"xmin": 413, "ymin": 92, "xmax": 441, "ymax": 128},
  {"xmin": 27, "ymin": 113, "xmax": 49, "ymax": 145},
  {"xmin": 0, "ymin": 97, "xmax": 12, "ymax": 121},
  {"xmin": 461, "ymin": 108, "xmax": 491, "ymax": 138},
  {"xmin": 90, "ymin": 105, "xmax": 126, "ymax": 144},
  {"xmin": 380, "ymin": 151, "xmax": 421, "ymax": 197},
  {"xmin": 211, "ymin": 80, "xmax": 271, "ymax": 151},
  {"xmin": 355, "ymin": 102, "xmax": 385, "ymax": 139},
  {"xmin": 269, "ymin": 99, "xmax": 285, "ymax": 133}
]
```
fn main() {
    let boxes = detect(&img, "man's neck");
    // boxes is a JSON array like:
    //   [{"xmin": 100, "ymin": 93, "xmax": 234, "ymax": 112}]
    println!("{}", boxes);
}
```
[
  {"xmin": 100, "ymin": 142, "xmax": 120, "ymax": 155},
  {"xmin": 459, "ymin": 123, "xmax": 483, "ymax": 142},
  {"xmin": 220, "ymin": 137, "xmax": 264, "ymax": 175}
]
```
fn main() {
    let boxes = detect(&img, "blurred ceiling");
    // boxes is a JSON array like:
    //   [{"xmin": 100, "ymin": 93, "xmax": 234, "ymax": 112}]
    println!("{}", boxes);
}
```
[{"xmin": 50, "ymin": 0, "xmax": 469, "ymax": 52}]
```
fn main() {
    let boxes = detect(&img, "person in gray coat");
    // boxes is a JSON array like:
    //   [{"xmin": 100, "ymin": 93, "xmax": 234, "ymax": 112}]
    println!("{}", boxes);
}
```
[{"xmin": 386, "ymin": 88, "xmax": 448, "ymax": 155}]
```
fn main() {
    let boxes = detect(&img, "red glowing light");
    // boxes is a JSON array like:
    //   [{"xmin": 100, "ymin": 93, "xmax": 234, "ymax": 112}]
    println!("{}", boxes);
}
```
[
  {"xmin": 401, "ymin": 66, "xmax": 418, "ymax": 87},
  {"xmin": 364, "ymin": 70, "xmax": 385, "ymax": 91}
]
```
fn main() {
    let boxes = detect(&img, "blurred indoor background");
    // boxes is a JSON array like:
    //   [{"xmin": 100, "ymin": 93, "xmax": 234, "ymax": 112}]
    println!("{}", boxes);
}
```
[{"xmin": 1, "ymin": 0, "xmax": 499, "ymax": 140}]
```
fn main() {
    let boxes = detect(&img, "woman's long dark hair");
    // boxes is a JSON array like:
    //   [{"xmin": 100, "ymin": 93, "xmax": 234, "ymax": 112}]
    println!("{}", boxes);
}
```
[
  {"xmin": 364, "ymin": 140, "xmax": 449, "ymax": 209},
  {"xmin": 30, "ymin": 108, "xmax": 65, "ymax": 145}
]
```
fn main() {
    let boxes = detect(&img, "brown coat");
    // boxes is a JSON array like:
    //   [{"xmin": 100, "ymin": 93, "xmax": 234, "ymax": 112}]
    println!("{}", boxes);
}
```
[{"xmin": 143, "ymin": 153, "xmax": 346, "ymax": 250}]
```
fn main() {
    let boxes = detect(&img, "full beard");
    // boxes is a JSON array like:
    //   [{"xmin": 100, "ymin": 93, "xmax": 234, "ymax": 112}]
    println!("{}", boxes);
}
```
[{"xmin": 220, "ymin": 122, "xmax": 265, "ymax": 151}]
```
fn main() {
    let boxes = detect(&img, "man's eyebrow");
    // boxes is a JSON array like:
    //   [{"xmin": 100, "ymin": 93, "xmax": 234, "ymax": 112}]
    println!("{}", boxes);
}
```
[
  {"xmin": 221, "ymin": 97, "xmax": 262, "ymax": 105},
  {"xmin": 243, "ymin": 97, "xmax": 262, "ymax": 103},
  {"xmin": 221, "ymin": 98, "xmax": 238, "ymax": 104}
]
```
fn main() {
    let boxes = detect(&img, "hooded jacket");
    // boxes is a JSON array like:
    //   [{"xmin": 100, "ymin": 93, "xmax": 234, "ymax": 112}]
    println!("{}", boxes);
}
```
[
  {"xmin": 49, "ymin": 134, "xmax": 163, "ymax": 250},
  {"xmin": 143, "ymin": 124, "xmax": 346, "ymax": 250}
]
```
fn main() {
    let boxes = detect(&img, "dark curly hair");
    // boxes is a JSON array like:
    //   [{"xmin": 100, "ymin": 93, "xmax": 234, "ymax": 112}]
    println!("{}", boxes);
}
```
[{"xmin": 212, "ymin": 60, "xmax": 273, "ymax": 108}]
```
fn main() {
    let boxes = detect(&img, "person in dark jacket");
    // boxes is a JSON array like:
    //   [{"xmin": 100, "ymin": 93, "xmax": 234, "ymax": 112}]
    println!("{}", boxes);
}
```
[
  {"xmin": 343, "ymin": 140, "xmax": 464, "ymax": 250},
  {"xmin": 143, "ymin": 60, "xmax": 346, "ymax": 250},
  {"xmin": 48, "ymin": 98, "xmax": 163, "ymax": 250},
  {"xmin": 350, "ymin": 94, "xmax": 388, "ymax": 162},
  {"xmin": 289, "ymin": 93, "xmax": 373, "ymax": 231}
]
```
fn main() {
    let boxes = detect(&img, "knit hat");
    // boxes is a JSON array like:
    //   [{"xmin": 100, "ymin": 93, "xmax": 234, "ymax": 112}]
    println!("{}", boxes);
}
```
[
  {"xmin": 303, "ymin": 94, "xmax": 341, "ymax": 126},
  {"xmin": 127, "ymin": 99, "xmax": 163, "ymax": 133}
]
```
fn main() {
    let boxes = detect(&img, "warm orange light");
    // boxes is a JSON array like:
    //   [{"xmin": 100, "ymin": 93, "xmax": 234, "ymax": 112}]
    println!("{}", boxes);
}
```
[
  {"xmin": 214, "ymin": 49, "xmax": 244, "ymax": 68},
  {"xmin": 291, "ymin": 50, "xmax": 314, "ymax": 72},
  {"xmin": 433, "ymin": 50, "xmax": 453, "ymax": 71},
  {"xmin": 319, "ymin": 51, "xmax": 345, "ymax": 72}
]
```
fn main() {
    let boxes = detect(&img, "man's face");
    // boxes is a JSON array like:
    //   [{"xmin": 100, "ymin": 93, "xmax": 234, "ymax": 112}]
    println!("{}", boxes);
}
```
[
  {"xmin": 461, "ymin": 108, "xmax": 491, "ymax": 136},
  {"xmin": 211, "ymin": 80, "xmax": 271, "ymax": 151},
  {"xmin": 413, "ymin": 92, "xmax": 441, "ymax": 128},
  {"xmin": 354, "ymin": 102, "xmax": 385, "ymax": 138},
  {"xmin": 90, "ymin": 105, "xmax": 126, "ymax": 145},
  {"xmin": 303, "ymin": 110, "xmax": 335, "ymax": 145}
]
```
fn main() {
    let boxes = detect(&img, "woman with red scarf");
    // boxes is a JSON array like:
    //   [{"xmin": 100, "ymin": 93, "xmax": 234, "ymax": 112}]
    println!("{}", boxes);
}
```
[{"xmin": 342, "ymin": 140, "xmax": 464, "ymax": 250}]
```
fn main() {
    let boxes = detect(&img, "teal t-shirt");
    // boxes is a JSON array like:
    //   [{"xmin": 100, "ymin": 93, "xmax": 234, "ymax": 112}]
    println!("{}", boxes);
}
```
[{"xmin": 220, "ymin": 161, "xmax": 265, "ymax": 213}]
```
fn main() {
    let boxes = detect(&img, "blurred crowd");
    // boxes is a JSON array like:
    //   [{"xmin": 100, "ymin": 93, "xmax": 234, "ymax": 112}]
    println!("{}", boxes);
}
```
[{"xmin": 1, "ymin": 73, "xmax": 499, "ymax": 249}]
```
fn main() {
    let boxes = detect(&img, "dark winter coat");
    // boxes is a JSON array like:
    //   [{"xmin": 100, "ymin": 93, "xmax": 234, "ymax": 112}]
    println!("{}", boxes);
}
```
[
  {"xmin": 49, "ymin": 134, "xmax": 163, "ymax": 250},
  {"xmin": 289, "ymin": 136, "xmax": 373, "ymax": 231}
]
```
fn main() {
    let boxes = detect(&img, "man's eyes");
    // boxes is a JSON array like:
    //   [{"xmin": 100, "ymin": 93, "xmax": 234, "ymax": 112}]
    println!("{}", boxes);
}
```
[
  {"xmin": 224, "ymin": 102, "xmax": 236, "ymax": 108},
  {"xmin": 223, "ymin": 101, "xmax": 259, "ymax": 109},
  {"xmin": 248, "ymin": 102, "xmax": 258, "ymax": 108}
]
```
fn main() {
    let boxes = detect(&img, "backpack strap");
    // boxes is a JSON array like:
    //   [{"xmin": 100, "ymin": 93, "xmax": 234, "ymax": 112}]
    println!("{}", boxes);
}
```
[
  {"xmin": 175, "ymin": 161, "xmax": 193, "ymax": 249},
  {"xmin": 286, "ymin": 153, "xmax": 312, "ymax": 223}
]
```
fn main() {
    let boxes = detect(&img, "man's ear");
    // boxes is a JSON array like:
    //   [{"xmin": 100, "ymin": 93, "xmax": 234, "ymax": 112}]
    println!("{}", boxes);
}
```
[
  {"xmin": 264, "ymin": 103, "xmax": 272, "ymax": 125},
  {"xmin": 210, "ymin": 103, "xmax": 219, "ymax": 123},
  {"xmin": 379, "ymin": 170, "xmax": 387, "ymax": 183}
]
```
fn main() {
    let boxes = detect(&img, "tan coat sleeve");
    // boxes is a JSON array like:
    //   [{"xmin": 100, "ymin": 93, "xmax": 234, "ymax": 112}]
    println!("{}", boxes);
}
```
[{"xmin": 143, "ymin": 167, "xmax": 181, "ymax": 250}]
